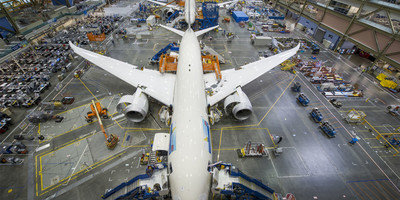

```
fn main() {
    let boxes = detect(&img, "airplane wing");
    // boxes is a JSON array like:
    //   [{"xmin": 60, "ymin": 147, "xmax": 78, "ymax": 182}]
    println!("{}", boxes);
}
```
[
  {"xmin": 69, "ymin": 42, "xmax": 176, "ymax": 106},
  {"xmin": 147, "ymin": 0, "xmax": 182, "ymax": 10},
  {"xmin": 195, "ymin": 25, "xmax": 219, "ymax": 37},
  {"xmin": 205, "ymin": 44, "xmax": 300, "ymax": 106},
  {"xmin": 217, "ymin": 0, "xmax": 237, "ymax": 8},
  {"xmin": 159, "ymin": 24, "xmax": 184, "ymax": 36}
]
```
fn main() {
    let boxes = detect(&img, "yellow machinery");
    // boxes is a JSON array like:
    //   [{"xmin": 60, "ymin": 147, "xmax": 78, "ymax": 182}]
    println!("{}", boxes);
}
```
[
  {"xmin": 74, "ymin": 70, "xmax": 83, "ymax": 78},
  {"xmin": 280, "ymin": 60, "xmax": 296, "ymax": 73},
  {"xmin": 377, "ymin": 73, "xmax": 398, "ymax": 89},
  {"xmin": 376, "ymin": 73, "xmax": 387, "ymax": 81},
  {"xmin": 86, "ymin": 101, "xmax": 108, "ymax": 122},
  {"xmin": 380, "ymin": 80, "xmax": 398, "ymax": 89},
  {"xmin": 87, "ymin": 100, "xmax": 119, "ymax": 149},
  {"xmin": 223, "ymin": 17, "xmax": 230, "ymax": 23}
]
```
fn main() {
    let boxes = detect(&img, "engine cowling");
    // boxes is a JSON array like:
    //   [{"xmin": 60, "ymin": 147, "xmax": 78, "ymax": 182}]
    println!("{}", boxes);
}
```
[
  {"xmin": 117, "ymin": 88, "xmax": 149, "ymax": 122},
  {"xmin": 165, "ymin": 8, "xmax": 174, "ymax": 17},
  {"xmin": 223, "ymin": 87, "xmax": 253, "ymax": 121}
]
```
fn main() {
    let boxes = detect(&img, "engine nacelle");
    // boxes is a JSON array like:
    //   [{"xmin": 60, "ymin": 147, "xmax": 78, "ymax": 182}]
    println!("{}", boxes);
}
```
[
  {"xmin": 165, "ymin": 8, "xmax": 174, "ymax": 17},
  {"xmin": 224, "ymin": 87, "xmax": 253, "ymax": 121},
  {"xmin": 117, "ymin": 88, "xmax": 149, "ymax": 122}
]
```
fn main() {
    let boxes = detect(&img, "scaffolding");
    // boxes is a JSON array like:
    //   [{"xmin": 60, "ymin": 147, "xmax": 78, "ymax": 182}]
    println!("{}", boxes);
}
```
[
  {"xmin": 159, "ymin": 54, "xmax": 221, "ymax": 80},
  {"xmin": 196, "ymin": 2, "xmax": 219, "ymax": 30}
]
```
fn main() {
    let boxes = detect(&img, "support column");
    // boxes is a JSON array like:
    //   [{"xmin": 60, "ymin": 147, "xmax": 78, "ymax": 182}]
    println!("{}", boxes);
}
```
[
  {"xmin": 369, "ymin": 37, "xmax": 395, "ymax": 71},
  {"xmin": 65, "ymin": 0, "xmax": 71, "ymax": 7},
  {"xmin": 0, "ymin": 3, "xmax": 20, "ymax": 34},
  {"xmin": 335, "ymin": 0, "xmax": 365, "ymax": 52}
]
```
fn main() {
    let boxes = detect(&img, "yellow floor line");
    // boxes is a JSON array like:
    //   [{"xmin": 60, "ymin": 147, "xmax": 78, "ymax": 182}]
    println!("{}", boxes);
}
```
[
  {"xmin": 267, "ymin": 128, "xmax": 276, "ymax": 147},
  {"xmin": 364, "ymin": 119, "xmax": 400, "ymax": 155},
  {"xmin": 371, "ymin": 146, "xmax": 385, "ymax": 149},
  {"xmin": 381, "ymin": 154, "xmax": 400, "ymax": 157},
  {"xmin": 39, "ymin": 151, "xmax": 126, "ymax": 195},
  {"xmin": 216, "ymin": 75, "xmax": 296, "ymax": 161},
  {"xmin": 78, "ymin": 78, "xmax": 100, "ymax": 102},
  {"xmin": 35, "ymin": 154, "xmax": 38, "ymax": 196},
  {"xmin": 381, "ymin": 133, "xmax": 400, "ymax": 135},
  {"xmin": 222, "ymin": 75, "xmax": 297, "ymax": 130}
]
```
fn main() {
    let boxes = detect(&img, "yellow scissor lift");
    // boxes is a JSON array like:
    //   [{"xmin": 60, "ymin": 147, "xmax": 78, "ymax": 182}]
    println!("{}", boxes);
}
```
[{"xmin": 280, "ymin": 60, "xmax": 296, "ymax": 74}]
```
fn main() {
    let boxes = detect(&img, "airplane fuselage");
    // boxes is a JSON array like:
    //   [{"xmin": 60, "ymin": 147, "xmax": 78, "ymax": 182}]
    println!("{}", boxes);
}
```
[{"xmin": 168, "ymin": 28, "xmax": 212, "ymax": 199}]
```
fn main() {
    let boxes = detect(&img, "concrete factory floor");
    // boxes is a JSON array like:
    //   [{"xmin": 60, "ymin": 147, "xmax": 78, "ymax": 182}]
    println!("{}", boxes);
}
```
[{"xmin": 1, "ymin": 9, "xmax": 400, "ymax": 200}]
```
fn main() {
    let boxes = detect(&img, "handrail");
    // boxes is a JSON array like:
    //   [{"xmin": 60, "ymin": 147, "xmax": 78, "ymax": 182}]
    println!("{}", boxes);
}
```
[
  {"xmin": 102, "ymin": 174, "xmax": 150, "ymax": 199},
  {"xmin": 230, "ymin": 169, "xmax": 275, "ymax": 194},
  {"xmin": 232, "ymin": 182, "xmax": 272, "ymax": 200}
]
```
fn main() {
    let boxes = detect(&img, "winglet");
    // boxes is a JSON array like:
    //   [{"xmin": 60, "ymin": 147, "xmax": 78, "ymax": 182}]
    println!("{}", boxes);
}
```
[
  {"xmin": 195, "ymin": 25, "xmax": 220, "ymax": 37},
  {"xmin": 159, "ymin": 24, "xmax": 184, "ymax": 36},
  {"xmin": 69, "ymin": 41, "xmax": 77, "ymax": 50}
]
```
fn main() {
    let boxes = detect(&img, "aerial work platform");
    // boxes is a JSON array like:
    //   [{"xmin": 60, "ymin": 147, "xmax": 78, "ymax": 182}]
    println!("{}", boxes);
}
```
[
  {"xmin": 103, "ymin": 162, "xmax": 285, "ymax": 200},
  {"xmin": 102, "ymin": 164, "xmax": 168, "ymax": 199},
  {"xmin": 212, "ymin": 163, "xmax": 280, "ymax": 200},
  {"xmin": 159, "ymin": 54, "xmax": 222, "ymax": 80}
]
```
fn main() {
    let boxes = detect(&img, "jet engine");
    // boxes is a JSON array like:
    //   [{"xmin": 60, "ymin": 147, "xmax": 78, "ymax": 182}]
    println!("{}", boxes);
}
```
[
  {"xmin": 117, "ymin": 88, "xmax": 149, "ymax": 122},
  {"xmin": 223, "ymin": 87, "xmax": 253, "ymax": 121},
  {"xmin": 165, "ymin": 8, "xmax": 174, "ymax": 17}
]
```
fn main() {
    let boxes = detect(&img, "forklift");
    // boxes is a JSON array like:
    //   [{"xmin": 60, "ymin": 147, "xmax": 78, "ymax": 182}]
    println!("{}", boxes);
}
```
[
  {"xmin": 297, "ymin": 93, "xmax": 310, "ymax": 106},
  {"xmin": 329, "ymin": 99, "xmax": 342, "ymax": 108},
  {"xmin": 320, "ymin": 121, "xmax": 336, "ymax": 137},
  {"xmin": 291, "ymin": 82, "xmax": 301, "ymax": 92},
  {"xmin": 86, "ymin": 100, "xmax": 118, "ymax": 149},
  {"xmin": 310, "ymin": 108, "xmax": 324, "ymax": 123}
]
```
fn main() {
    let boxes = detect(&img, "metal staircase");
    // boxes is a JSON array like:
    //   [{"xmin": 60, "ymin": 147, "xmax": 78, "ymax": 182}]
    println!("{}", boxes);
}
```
[
  {"xmin": 212, "ymin": 163, "xmax": 276, "ymax": 200},
  {"xmin": 102, "ymin": 165, "xmax": 168, "ymax": 200}
]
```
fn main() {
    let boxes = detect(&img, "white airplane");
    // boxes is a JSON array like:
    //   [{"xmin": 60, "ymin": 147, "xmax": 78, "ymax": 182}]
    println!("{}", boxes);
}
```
[
  {"xmin": 69, "ymin": 0, "xmax": 299, "ymax": 198},
  {"xmin": 147, "ymin": 0, "xmax": 238, "ymax": 10}
]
